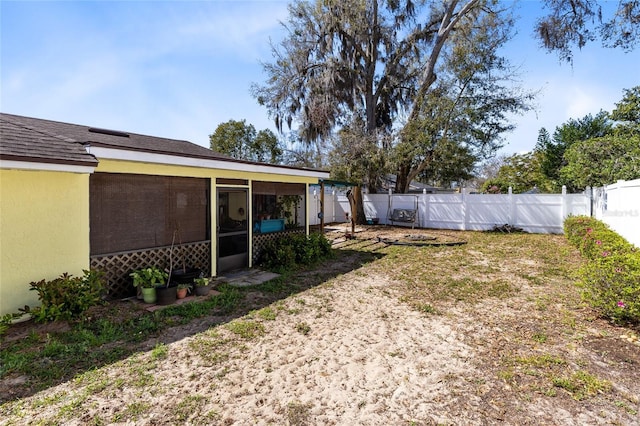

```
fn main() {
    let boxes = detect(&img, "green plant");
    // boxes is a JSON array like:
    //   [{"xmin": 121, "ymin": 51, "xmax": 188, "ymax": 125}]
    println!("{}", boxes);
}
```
[
  {"xmin": 296, "ymin": 322, "xmax": 311, "ymax": 335},
  {"xmin": 580, "ymin": 251, "xmax": 640, "ymax": 323},
  {"xmin": 130, "ymin": 267, "xmax": 168, "ymax": 289},
  {"xmin": 194, "ymin": 277, "xmax": 210, "ymax": 287},
  {"xmin": 226, "ymin": 320, "xmax": 265, "ymax": 339},
  {"xmin": 255, "ymin": 307, "xmax": 277, "ymax": 321},
  {"xmin": 278, "ymin": 195, "xmax": 302, "ymax": 227},
  {"xmin": 552, "ymin": 370, "xmax": 611, "ymax": 400},
  {"xmin": 150, "ymin": 343, "xmax": 168, "ymax": 360},
  {"xmin": 0, "ymin": 312, "xmax": 27, "ymax": 338},
  {"xmin": 23, "ymin": 270, "xmax": 106, "ymax": 323},
  {"xmin": 564, "ymin": 216, "xmax": 640, "ymax": 324},
  {"xmin": 259, "ymin": 232, "xmax": 333, "ymax": 272},
  {"xmin": 564, "ymin": 215, "xmax": 632, "ymax": 260}
]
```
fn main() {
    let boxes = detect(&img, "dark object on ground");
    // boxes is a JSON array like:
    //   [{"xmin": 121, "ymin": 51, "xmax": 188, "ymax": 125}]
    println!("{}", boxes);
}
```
[
  {"xmin": 376, "ymin": 236, "xmax": 466, "ymax": 247},
  {"xmin": 491, "ymin": 224, "xmax": 526, "ymax": 233}
]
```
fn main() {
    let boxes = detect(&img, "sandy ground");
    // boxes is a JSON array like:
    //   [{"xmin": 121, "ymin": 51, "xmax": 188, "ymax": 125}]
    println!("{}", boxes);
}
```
[
  {"xmin": 187, "ymin": 273, "xmax": 473, "ymax": 425},
  {"xmin": 1, "ymin": 227, "xmax": 639, "ymax": 425}
]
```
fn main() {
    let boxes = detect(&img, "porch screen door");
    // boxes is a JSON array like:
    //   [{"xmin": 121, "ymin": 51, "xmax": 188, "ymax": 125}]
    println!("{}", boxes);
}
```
[{"xmin": 217, "ymin": 188, "xmax": 248, "ymax": 273}]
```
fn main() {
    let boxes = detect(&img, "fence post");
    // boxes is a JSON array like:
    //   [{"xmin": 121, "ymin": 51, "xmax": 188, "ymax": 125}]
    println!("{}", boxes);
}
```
[
  {"xmin": 508, "ymin": 186, "xmax": 514, "ymax": 226},
  {"xmin": 461, "ymin": 190, "xmax": 467, "ymax": 231},
  {"xmin": 387, "ymin": 188, "xmax": 392, "ymax": 225},
  {"xmin": 420, "ymin": 189, "xmax": 426, "ymax": 228},
  {"xmin": 561, "ymin": 185, "xmax": 567, "ymax": 221}
]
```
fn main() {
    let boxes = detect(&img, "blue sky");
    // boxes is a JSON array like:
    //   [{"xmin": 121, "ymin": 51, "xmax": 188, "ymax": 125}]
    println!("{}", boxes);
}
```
[{"xmin": 1, "ymin": 1, "xmax": 638, "ymax": 157}]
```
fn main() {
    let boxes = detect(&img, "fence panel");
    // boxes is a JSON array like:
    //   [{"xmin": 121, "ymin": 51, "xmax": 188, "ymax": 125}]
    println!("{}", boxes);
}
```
[
  {"xmin": 514, "ymin": 194, "xmax": 564, "ymax": 233},
  {"xmin": 424, "ymin": 194, "xmax": 464, "ymax": 229},
  {"xmin": 308, "ymin": 189, "xmax": 591, "ymax": 235},
  {"xmin": 466, "ymin": 194, "xmax": 510, "ymax": 230}
]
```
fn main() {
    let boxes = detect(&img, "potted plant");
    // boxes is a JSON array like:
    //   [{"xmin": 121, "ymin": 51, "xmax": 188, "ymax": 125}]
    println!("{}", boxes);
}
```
[
  {"xmin": 168, "ymin": 228, "xmax": 201, "ymax": 289},
  {"xmin": 130, "ymin": 267, "xmax": 168, "ymax": 304},
  {"xmin": 194, "ymin": 277, "xmax": 211, "ymax": 296},
  {"xmin": 176, "ymin": 283, "xmax": 191, "ymax": 299}
]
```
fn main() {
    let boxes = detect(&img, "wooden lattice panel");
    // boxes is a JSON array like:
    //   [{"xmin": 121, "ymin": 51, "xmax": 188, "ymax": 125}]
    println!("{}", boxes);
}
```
[
  {"xmin": 252, "ymin": 229, "xmax": 305, "ymax": 263},
  {"xmin": 91, "ymin": 241, "xmax": 211, "ymax": 299}
]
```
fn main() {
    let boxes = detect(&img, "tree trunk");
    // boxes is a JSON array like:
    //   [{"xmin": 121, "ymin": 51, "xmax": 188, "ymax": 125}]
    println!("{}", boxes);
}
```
[
  {"xmin": 348, "ymin": 186, "xmax": 368, "ymax": 225},
  {"xmin": 395, "ymin": 162, "xmax": 411, "ymax": 193}
]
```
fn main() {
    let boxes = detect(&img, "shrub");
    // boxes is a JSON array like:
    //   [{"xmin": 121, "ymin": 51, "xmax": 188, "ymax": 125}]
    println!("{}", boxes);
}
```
[
  {"xmin": 259, "ymin": 232, "xmax": 333, "ymax": 272},
  {"xmin": 563, "ymin": 216, "xmax": 632, "ymax": 260},
  {"xmin": 24, "ymin": 270, "xmax": 106, "ymax": 323},
  {"xmin": 580, "ymin": 251, "xmax": 640, "ymax": 323},
  {"xmin": 564, "ymin": 216, "xmax": 639, "ymax": 324}
]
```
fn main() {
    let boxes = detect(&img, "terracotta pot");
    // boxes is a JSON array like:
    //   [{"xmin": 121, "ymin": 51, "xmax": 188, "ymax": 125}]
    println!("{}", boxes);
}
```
[{"xmin": 176, "ymin": 288, "xmax": 188, "ymax": 299}]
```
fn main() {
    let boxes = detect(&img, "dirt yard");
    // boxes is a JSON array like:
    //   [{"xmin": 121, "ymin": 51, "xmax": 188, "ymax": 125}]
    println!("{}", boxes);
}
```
[{"xmin": 1, "ymin": 226, "xmax": 639, "ymax": 425}]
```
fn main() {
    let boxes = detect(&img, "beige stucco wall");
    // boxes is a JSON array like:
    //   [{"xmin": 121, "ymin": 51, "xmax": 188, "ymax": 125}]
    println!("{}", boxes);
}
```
[
  {"xmin": 0, "ymin": 159, "xmax": 323, "ymax": 315},
  {"xmin": 0, "ymin": 169, "xmax": 91, "ymax": 316}
]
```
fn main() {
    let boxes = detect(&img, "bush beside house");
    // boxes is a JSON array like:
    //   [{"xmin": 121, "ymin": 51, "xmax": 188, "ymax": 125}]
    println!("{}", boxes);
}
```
[
  {"xmin": 564, "ymin": 215, "xmax": 640, "ymax": 324},
  {"xmin": 259, "ymin": 232, "xmax": 333, "ymax": 272}
]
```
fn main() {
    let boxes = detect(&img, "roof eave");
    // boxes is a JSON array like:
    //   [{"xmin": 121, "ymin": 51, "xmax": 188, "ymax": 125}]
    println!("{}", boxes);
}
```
[
  {"xmin": 88, "ymin": 146, "xmax": 330, "ymax": 179},
  {"xmin": 0, "ymin": 156, "xmax": 97, "ymax": 174}
]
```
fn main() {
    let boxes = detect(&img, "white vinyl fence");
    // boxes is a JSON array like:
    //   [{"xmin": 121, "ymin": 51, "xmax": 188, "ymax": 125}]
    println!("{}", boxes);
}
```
[
  {"xmin": 593, "ymin": 178, "xmax": 640, "ymax": 247},
  {"xmin": 309, "ymin": 187, "xmax": 591, "ymax": 234}
]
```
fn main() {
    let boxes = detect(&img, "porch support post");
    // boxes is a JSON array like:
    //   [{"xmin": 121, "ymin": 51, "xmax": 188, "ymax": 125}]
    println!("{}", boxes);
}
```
[
  {"xmin": 210, "ymin": 180, "xmax": 217, "ymax": 277},
  {"xmin": 320, "ymin": 180, "xmax": 325, "ymax": 233},
  {"xmin": 305, "ymin": 183, "xmax": 310, "ymax": 236}
]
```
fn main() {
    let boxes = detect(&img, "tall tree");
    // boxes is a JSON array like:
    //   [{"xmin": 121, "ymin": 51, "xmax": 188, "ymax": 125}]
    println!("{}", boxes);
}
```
[
  {"xmin": 481, "ymin": 151, "xmax": 553, "ymax": 194},
  {"xmin": 610, "ymin": 85, "xmax": 640, "ymax": 134},
  {"xmin": 253, "ymin": 0, "xmax": 532, "ymax": 221},
  {"xmin": 416, "ymin": 139, "xmax": 476, "ymax": 188},
  {"xmin": 535, "ymin": 111, "xmax": 613, "ymax": 191},
  {"xmin": 280, "ymin": 130, "xmax": 328, "ymax": 168},
  {"xmin": 561, "ymin": 134, "xmax": 640, "ymax": 188},
  {"xmin": 209, "ymin": 119, "xmax": 283, "ymax": 164},
  {"xmin": 392, "ymin": 7, "xmax": 533, "ymax": 193},
  {"xmin": 560, "ymin": 86, "xmax": 640, "ymax": 188},
  {"xmin": 536, "ymin": 0, "xmax": 640, "ymax": 62}
]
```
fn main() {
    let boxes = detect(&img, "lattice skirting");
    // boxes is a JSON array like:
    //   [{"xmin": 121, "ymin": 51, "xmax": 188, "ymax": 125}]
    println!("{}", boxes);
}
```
[
  {"xmin": 252, "ymin": 228, "xmax": 305, "ymax": 263},
  {"xmin": 91, "ymin": 241, "xmax": 211, "ymax": 299}
]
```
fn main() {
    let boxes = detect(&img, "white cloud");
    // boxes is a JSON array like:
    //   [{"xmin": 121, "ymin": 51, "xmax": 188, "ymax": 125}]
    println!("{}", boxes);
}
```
[
  {"xmin": 159, "ymin": 2, "xmax": 289, "ymax": 61},
  {"xmin": 565, "ymin": 86, "xmax": 609, "ymax": 118}
]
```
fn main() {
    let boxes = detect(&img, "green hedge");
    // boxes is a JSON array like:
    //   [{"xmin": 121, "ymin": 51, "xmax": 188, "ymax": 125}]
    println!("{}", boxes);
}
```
[
  {"xmin": 564, "ymin": 216, "xmax": 639, "ymax": 324},
  {"xmin": 259, "ymin": 232, "xmax": 333, "ymax": 272}
]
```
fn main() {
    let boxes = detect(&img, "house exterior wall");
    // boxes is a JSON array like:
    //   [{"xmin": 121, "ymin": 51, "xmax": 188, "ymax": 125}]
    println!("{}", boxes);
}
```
[
  {"xmin": 0, "ymin": 169, "xmax": 90, "ymax": 315},
  {"xmin": 94, "ymin": 159, "xmax": 318, "ymax": 275}
]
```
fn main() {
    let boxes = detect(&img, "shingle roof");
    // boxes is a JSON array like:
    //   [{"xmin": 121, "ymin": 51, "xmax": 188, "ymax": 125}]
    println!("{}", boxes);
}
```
[
  {"xmin": 0, "ymin": 113, "xmax": 233, "ymax": 164},
  {"xmin": 0, "ymin": 113, "xmax": 98, "ymax": 166},
  {"xmin": 0, "ymin": 113, "xmax": 328, "ymax": 175}
]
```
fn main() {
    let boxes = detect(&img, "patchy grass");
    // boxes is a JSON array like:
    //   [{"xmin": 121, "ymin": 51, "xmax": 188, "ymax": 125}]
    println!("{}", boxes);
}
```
[
  {"xmin": 0, "ymin": 284, "xmax": 244, "ymax": 398},
  {"xmin": 226, "ymin": 320, "xmax": 265, "ymax": 339},
  {"xmin": 295, "ymin": 322, "xmax": 311, "ymax": 335},
  {"xmin": 552, "ymin": 370, "xmax": 612, "ymax": 400},
  {"xmin": 1, "ymin": 228, "xmax": 638, "ymax": 424},
  {"xmin": 254, "ymin": 307, "xmax": 277, "ymax": 321}
]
